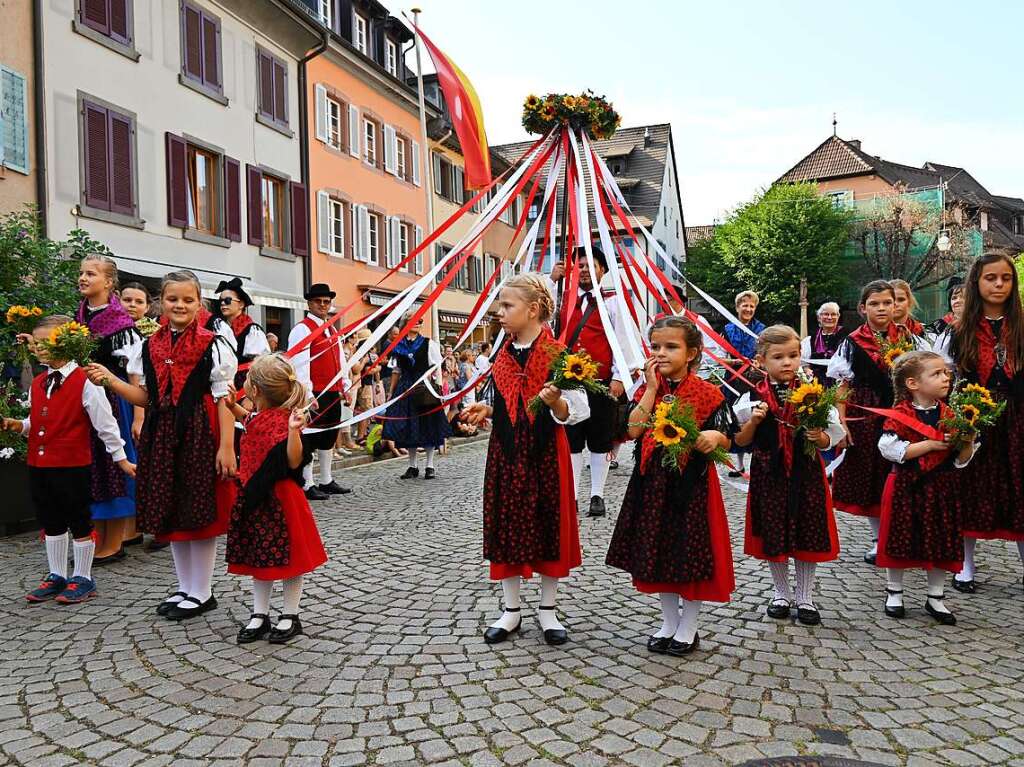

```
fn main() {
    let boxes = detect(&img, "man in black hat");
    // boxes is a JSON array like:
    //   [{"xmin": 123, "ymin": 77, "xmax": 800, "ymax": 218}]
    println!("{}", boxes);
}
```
[{"xmin": 288, "ymin": 284, "xmax": 352, "ymax": 500}]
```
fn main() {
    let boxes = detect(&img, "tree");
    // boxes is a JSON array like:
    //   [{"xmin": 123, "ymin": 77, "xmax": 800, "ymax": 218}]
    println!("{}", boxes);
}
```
[
  {"xmin": 681, "ymin": 234, "xmax": 733, "ymax": 313},
  {"xmin": 711, "ymin": 183, "xmax": 851, "ymax": 325}
]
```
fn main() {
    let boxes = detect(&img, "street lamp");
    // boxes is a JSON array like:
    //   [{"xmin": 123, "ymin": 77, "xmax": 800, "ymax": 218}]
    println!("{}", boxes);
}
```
[{"xmin": 936, "ymin": 230, "xmax": 952, "ymax": 253}]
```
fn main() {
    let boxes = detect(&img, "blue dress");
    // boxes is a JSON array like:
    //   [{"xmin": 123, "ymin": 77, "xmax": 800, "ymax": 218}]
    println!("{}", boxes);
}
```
[{"xmin": 382, "ymin": 335, "xmax": 452, "ymax": 449}]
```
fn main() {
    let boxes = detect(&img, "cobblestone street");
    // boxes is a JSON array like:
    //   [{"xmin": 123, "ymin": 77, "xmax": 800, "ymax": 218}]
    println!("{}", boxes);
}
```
[{"xmin": 2, "ymin": 440, "xmax": 1024, "ymax": 767}]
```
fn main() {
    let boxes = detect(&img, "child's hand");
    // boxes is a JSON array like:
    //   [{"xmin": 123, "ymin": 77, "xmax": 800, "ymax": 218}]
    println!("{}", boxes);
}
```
[
  {"xmin": 538, "ymin": 383, "xmax": 563, "ymax": 408},
  {"xmin": 927, "ymin": 439, "xmax": 950, "ymax": 453},
  {"xmin": 839, "ymin": 419, "xmax": 853, "ymax": 447},
  {"xmin": 643, "ymin": 356, "xmax": 660, "ymax": 389},
  {"xmin": 289, "ymin": 408, "xmax": 309, "ymax": 431},
  {"xmin": 117, "ymin": 459, "xmax": 136, "ymax": 478},
  {"xmin": 216, "ymin": 447, "xmax": 237, "ymax": 479},
  {"xmin": 805, "ymin": 427, "xmax": 826, "ymax": 447},
  {"xmin": 84, "ymin": 363, "xmax": 113, "ymax": 387},
  {"xmin": 749, "ymin": 401, "xmax": 769, "ymax": 425},
  {"xmin": 223, "ymin": 384, "xmax": 238, "ymax": 410},
  {"xmin": 131, "ymin": 415, "xmax": 144, "ymax": 443},
  {"xmin": 695, "ymin": 430, "xmax": 722, "ymax": 454},
  {"xmin": 462, "ymin": 403, "xmax": 492, "ymax": 426},
  {"xmin": 1, "ymin": 417, "xmax": 23, "ymax": 433}
]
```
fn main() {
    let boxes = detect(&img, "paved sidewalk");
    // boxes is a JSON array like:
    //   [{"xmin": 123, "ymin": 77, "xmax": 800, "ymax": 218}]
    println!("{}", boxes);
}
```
[{"xmin": 2, "ymin": 441, "xmax": 1024, "ymax": 767}]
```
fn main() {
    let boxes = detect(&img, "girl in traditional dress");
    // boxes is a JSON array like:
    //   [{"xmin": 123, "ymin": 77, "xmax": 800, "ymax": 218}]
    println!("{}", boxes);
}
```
[
  {"xmin": 606, "ymin": 316, "xmax": 735, "ymax": 656},
  {"xmin": 734, "ymin": 326, "xmax": 842, "ymax": 626},
  {"xmin": 828, "ymin": 281, "xmax": 923, "ymax": 563},
  {"xmin": 877, "ymin": 351, "xmax": 977, "ymax": 624},
  {"xmin": 890, "ymin": 279, "xmax": 925, "ymax": 338},
  {"xmin": 462, "ymin": 274, "xmax": 587, "ymax": 646},
  {"xmin": 76, "ymin": 256, "xmax": 143, "ymax": 563},
  {"xmin": 935, "ymin": 253, "xmax": 1024, "ymax": 593},
  {"xmin": 226, "ymin": 354, "xmax": 326, "ymax": 645},
  {"xmin": 926, "ymin": 277, "xmax": 964, "ymax": 342},
  {"xmin": 86, "ymin": 270, "xmax": 237, "ymax": 621}
]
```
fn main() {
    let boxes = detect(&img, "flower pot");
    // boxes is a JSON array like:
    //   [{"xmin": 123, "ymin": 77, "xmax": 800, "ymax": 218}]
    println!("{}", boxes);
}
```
[{"xmin": 0, "ymin": 459, "xmax": 36, "ymax": 536}]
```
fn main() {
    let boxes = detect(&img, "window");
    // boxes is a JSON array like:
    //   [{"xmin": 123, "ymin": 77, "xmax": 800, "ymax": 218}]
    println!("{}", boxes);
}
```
[
  {"xmin": 1015, "ymin": 215, "xmax": 1024, "ymax": 236},
  {"xmin": 257, "ymin": 48, "xmax": 289, "ymax": 132},
  {"xmin": 74, "ymin": 0, "xmax": 137, "ymax": 59},
  {"xmin": 246, "ymin": 164, "xmax": 308, "ymax": 257},
  {"xmin": 435, "ymin": 244, "xmax": 452, "ymax": 284},
  {"xmin": 467, "ymin": 255, "xmax": 482, "ymax": 293},
  {"xmin": 527, "ymin": 201, "xmax": 540, "ymax": 220},
  {"xmin": 609, "ymin": 159, "xmax": 624, "ymax": 175},
  {"xmin": 399, "ymin": 223, "xmax": 410, "ymax": 270},
  {"xmin": 186, "ymin": 146, "xmax": 218, "ymax": 235},
  {"xmin": 315, "ymin": 191, "xmax": 347, "ymax": 257},
  {"xmin": 329, "ymin": 198, "xmax": 344, "ymax": 255},
  {"xmin": 318, "ymin": 0, "xmax": 332, "ymax": 28},
  {"xmin": 367, "ymin": 213, "xmax": 380, "ymax": 265},
  {"xmin": 825, "ymin": 189, "xmax": 853, "ymax": 209},
  {"xmin": 396, "ymin": 138, "xmax": 407, "ymax": 180},
  {"xmin": 363, "ymin": 119, "xmax": 377, "ymax": 165},
  {"xmin": 166, "ymin": 133, "xmax": 241, "ymax": 243},
  {"xmin": 262, "ymin": 175, "xmax": 286, "ymax": 250},
  {"xmin": 326, "ymin": 97, "xmax": 342, "ymax": 149},
  {"xmin": 180, "ymin": 2, "xmax": 223, "ymax": 102},
  {"xmin": 79, "ymin": 95, "xmax": 139, "ymax": 225},
  {"xmin": 385, "ymin": 39, "xmax": 398, "ymax": 77},
  {"xmin": 0, "ymin": 66, "xmax": 29, "ymax": 174},
  {"xmin": 354, "ymin": 13, "xmax": 368, "ymax": 54},
  {"xmin": 432, "ymin": 152, "xmax": 460, "ymax": 201},
  {"xmin": 980, "ymin": 211, "xmax": 989, "ymax": 231}
]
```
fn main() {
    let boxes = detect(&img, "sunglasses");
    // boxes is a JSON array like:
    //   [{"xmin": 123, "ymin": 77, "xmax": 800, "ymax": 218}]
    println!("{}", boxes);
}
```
[{"xmin": 219, "ymin": 297, "xmax": 238, "ymax": 306}]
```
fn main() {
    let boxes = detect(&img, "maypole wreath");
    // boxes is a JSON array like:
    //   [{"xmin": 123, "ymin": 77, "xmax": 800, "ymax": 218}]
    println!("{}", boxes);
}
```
[{"xmin": 522, "ymin": 91, "xmax": 621, "ymax": 139}]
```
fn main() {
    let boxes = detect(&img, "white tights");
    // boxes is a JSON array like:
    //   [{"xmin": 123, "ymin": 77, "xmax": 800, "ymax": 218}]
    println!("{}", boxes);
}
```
[
  {"xmin": 247, "ymin": 576, "xmax": 305, "ymax": 630},
  {"xmin": 167, "ymin": 538, "xmax": 218, "ymax": 609}
]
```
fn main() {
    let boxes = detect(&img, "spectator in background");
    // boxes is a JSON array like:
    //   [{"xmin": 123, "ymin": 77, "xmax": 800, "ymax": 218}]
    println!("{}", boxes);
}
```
[
  {"xmin": 267, "ymin": 333, "xmax": 279, "ymax": 353},
  {"xmin": 722, "ymin": 290, "xmax": 765, "ymax": 478},
  {"xmin": 800, "ymin": 301, "xmax": 846, "ymax": 385}
]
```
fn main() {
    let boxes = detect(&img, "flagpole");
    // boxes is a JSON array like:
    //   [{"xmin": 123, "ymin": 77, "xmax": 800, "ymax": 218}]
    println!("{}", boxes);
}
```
[{"xmin": 411, "ymin": 8, "xmax": 439, "ymax": 344}]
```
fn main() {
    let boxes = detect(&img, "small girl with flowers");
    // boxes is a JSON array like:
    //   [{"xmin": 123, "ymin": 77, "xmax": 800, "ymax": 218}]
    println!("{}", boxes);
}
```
[{"xmin": 606, "ymin": 316, "xmax": 735, "ymax": 657}]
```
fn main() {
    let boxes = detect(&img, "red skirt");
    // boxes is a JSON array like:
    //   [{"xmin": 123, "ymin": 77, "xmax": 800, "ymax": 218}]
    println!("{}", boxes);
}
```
[
  {"xmin": 744, "ymin": 481, "xmax": 840, "ymax": 563},
  {"xmin": 157, "ymin": 478, "xmax": 234, "ymax": 543},
  {"xmin": 489, "ymin": 429, "xmax": 582, "ymax": 581},
  {"xmin": 877, "ymin": 473, "xmax": 962, "ymax": 572},
  {"xmin": 228, "ymin": 479, "xmax": 327, "ymax": 580}
]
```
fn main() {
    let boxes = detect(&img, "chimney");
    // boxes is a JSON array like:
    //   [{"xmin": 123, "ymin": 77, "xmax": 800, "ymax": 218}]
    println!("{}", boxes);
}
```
[
  {"xmin": 644, "ymin": 127, "xmax": 652, "ymax": 147},
  {"xmin": 848, "ymin": 139, "xmax": 862, "ymax": 150}
]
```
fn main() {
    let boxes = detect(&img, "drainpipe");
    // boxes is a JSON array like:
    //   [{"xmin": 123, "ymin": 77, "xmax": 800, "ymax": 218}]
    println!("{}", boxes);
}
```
[
  {"xmin": 31, "ymin": 0, "xmax": 48, "ymax": 236},
  {"xmin": 297, "ymin": 30, "xmax": 330, "ymax": 293}
]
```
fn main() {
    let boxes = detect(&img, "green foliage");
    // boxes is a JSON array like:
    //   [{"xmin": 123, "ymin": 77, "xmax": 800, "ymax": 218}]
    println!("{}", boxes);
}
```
[
  {"xmin": 711, "ymin": 183, "xmax": 852, "ymax": 324},
  {"xmin": 0, "ymin": 379, "xmax": 30, "ymax": 461},
  {"xmin": 1017, "ymin": 254, "xmax": 1024, "ymax": 305},
  {"xmin": 682, "ymin": 236, "xmax": 734, "ymax": 312}
]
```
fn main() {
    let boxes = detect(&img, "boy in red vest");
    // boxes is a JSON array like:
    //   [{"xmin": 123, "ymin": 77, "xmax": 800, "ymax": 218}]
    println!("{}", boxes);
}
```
[{"xmin": 3, "ymin": 316, "xmax": 134, "ymax": 604}]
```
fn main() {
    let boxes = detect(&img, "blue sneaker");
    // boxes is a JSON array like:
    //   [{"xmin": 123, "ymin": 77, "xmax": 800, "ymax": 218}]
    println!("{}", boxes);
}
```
[
  {"xmin": 26, "ymin": 573, "xmax": 68, "ymax": 603},
  {"xmin": 55, "ymin": 577, "xmax": 97, "ymax": 604}
]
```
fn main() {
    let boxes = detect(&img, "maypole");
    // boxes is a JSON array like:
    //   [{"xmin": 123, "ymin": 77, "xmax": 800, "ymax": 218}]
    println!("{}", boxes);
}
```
[{"xmin": 411, "ymin": 8, "xmax": 439, "ymax": 344}]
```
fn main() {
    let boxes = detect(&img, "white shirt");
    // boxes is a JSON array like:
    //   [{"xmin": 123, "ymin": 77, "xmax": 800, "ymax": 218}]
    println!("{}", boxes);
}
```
[
  {"xmin": 208, "ymin": 316, "xmax": 237, "ymax": 354},
  {"xmin": 474, "ymin": 353, "xmax": 492, "ymax": 376},
  {"xmin": 733, "ymin": 386, "xmax": 845, "ymax": 450},
  {"xmin": 21, "ymin": 361, "xmax": 127, "ymax": 462},
  {"xmin": 826, "ymin": 332, "xmax": 928, "ymax": 382},
  {"xmin": 509, "ymin": 340, "xmax": 591, "ymax": 426},
  {"xmin": 241, "ymin": 323, "xmax": 272, "ymax": 358},
  {"xmin": 127, "ymin": 334, "xmax": 237, "ymax": 400},
  {"xmin": 877, "ymin": 403, "xmax": 979, "ymax": 467}
]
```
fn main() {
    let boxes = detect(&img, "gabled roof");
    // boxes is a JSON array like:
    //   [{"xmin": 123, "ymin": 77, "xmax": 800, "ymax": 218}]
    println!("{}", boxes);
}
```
[
  {"xmin": 992, "ymin": 194, "xmax": 1024, "ymax": 214},
  {"xmin": 685, "ymin": 225, "xmax": 717, "ymax": 245},
  {"xmin": 776, "ymin": 135, "xmax": 877, "ymax": 183}
]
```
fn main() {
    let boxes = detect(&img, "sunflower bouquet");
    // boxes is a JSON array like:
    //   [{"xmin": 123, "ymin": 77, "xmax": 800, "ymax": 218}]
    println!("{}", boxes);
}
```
[
  {"xmin": 38, "ymin": 321, "xmax": 97, "ymax": 367},
  {"xmin": 648, "ymin": 398, "xmax": 730, "ymax": 471},
  {"xmin": 527, "ymin": 347, "xmax": 610, "ymax": 415},
  {"xmin": 940, "ymin": 382, "xmax": 1006, "ymax": 449},
  {"xmin": 786, "ymin": 368, "xmax": 846, "ymax": 457},
  {"xmin": 5, "ymin": 305, "xmax": 44, "ymax": 365},
  {"xmin": 877, "ymin": 332, "xmax": 914, "ymax": 369},
  {"xmin": 522, "ymin": 92, "xmax": 621, "ymax": 139}
]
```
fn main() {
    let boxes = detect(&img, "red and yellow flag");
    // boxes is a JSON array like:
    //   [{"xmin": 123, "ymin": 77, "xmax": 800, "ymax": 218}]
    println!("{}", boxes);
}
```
[{"xmin": 414, "ymin": 25, "xmax": 492, "ymax": 190}]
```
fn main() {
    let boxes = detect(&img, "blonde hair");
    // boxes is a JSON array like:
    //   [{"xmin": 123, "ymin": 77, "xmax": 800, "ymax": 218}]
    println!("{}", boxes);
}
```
[
  {"xmin": 246, "ymin": 354, "xmax": 306, "ymax": 411},
  {"xmin": 160, "ymin": 270, "xmax": 202, "ymax": 300},
  {"xmin": 734, "ymin": 290, "xmax": 759, "ymax": 309},
  {"xmin": 35, "ymin": 314, "xmax": 75, "ymax": 332},
  {"xmin": 502, "ymin": 273, "xmax": 554, "ymax": 322},
  {"xmin": 889, "ymin": 278, "xmax": 918, "ymax": 313},
  {"xmin": 891, "ymin": 350, "xmax": 944, "ymax": 403},
  {"xmin": 81, "ymin": 254, "xmax": 120, "ymax": 291},
  {"xmin": 755, "ymin": 324, "xmax": 800, "ymax": 357}
]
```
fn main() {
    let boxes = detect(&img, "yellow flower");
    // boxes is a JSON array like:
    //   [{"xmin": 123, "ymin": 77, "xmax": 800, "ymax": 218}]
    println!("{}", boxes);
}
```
[
  {"xmin": 964, "ymin": 383, "xmax": 988, "ymax": 396},
  {"xmin": 562, "ymin": 353, "xmax": 590, "ymax": 381},
  {"xmin": 32, "ymin": 307, "xmax": 42, "ymax": 316},
  {"xmin": 654, "ymin": 402, "xmax": 672, "ymax": 420},
  {"xmin": 961, "ymin": 404, "xmax": 980, "ymax": 425},
  {"xmin": 48, "ymin": 328, "xmax": 59, "ymax": 344},
  {"xmin": 652, "ymin": 419, "xmax": 685, "ymax": 447},
  {"xmin": 541, "ymin": 104, "xmax": 556, "ymax": 120},
  {"xmin": 883, "ymin": 348, "xmax": 904, "ymax": 367},
  {"xmin": 789, "ymin": 381, "xmax": 823, "ymax": 407},
  {"xmin": 524, "ymin": 94, "xmax": 540, "ymax": 109}
]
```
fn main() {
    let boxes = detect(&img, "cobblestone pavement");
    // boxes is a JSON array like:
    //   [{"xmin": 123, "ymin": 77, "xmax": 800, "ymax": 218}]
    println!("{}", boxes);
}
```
[{"xmin": 3, "ymin": 440, "xmax": 1024, "ymax": 767}]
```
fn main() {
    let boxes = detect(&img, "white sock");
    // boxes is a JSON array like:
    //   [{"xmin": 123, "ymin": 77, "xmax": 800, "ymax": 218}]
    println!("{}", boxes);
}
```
[
  {"xmin": 490, "ymin": 576, "xmax": 521, "ymax": 631},
  {"xmin": 169, "ymin": 541, "xmax": 192, "ymax": 601},
  {"xmin": 794, "ymin": 561, "xmax": 816, "ymax": 609},
  {"xmin": 926, "ymin": 569, "xmax": 951, "ymax": 613},
  {"xmin": 957, "ymin": 537, "xmax": 976, "ymax": 582},
  {"xmin": 317, "ymin": 449, "xmax": 333, "ymax": 485},
  {"xmin": 72, "ymin": 539, "xmax": 95, "ymax": 581},
  {"xmin": 590, "ymin": 453, "xmax": 610, "ymax": 499},
  {"xmin": 570, "ymin": 453, "xmax": 585, "ymax": 499},
  {"xmin": 249, "ymin": 579, "xmax": 273, "ymax": 629},
  {"xmin": 302, "ymin": 463, "xmax": 314, "ymax": 490},
  {"xmin": 886, "ymin": 568, "xmax": 904, "ymax": 609},
  {"xmin": 45, "ymin": 534, "xmax": 69, "ymax": 579},
  {"xmin": 673, "ymin": 599, "xmax": 701, "ymax": 644},
  {"xmin": 656, "ymin": 593, "xmax": 680, "ymax": 638},
  {"xmin": 867, "ymin": 517, "xmax": 881, "ymax": 556},
  {"xmin": 277, "ymin": 575, "xmax": 304, "ymax": 631},
  {"xmin": 408, "ymin": 449, "xmax": 419, "ymax": 469},
  {"xmin": 537, "ymin": 575, "xmax": 565, "ymax": 632},
  {"xmin": 733, "ymin": 453, "xmax": 745, "ymax": 471},
  {"xmin": 181, "ymin": 537, "xmax": 218, "ymax": 606},
  {"xmin": 424, "ymin": 447, "xmax": 435, "ymax": 470},
  {"xmin": 767, "ymin": 560, "xmax": 793, "ymax": 604}
]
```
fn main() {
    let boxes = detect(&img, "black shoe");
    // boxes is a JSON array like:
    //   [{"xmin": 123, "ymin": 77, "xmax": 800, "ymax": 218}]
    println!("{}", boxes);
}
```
[
  {"xmin": 796, "ymin": 605, "xmax": 821, "ymax": 626},
  {"xmin": 952, "ymin": 578, "xmax": 976, "ymax": 594},
  {"xmin": 166, "ymin": 594, "xmax": 217, "ymax": 622},
  {"xmin": 145, "ymin": 538, "xmax": 169, "ymax": 552},
  {"xmin": 237, "ymin": 614, "xmax": 271, "ymax": 644},
  {"xmin": 400, "ymin": 467, "xmax": 419, "ymax": 479},
  {"xmin": 587, "ymin": 496, "xmax": 606, "ymax": 518},
  {"xmin": 665, "ymin": 632, "xmax": 701, "ymax": 657},
  {"xmin": 727, "ymin": 470, "xmax": 742, "ymax": 478},
  {"xmin": 305, "ymin": 486, "xmax": 329, "ymax": 501},
  {"xmin": 925, "ymin": 596, "xmax": 957, "ymax": 626},
  {"xmin": 538, "ymin": 605, "xmax": 569, "ymax": 645},
  {"xmin": 268, "ymin": 614, "xmax": 303, "ymax": 644},
  {"xmin": 318, "ymin": 480, "xmax": 352, "ymax": 495},
  {"xmin": 483, "ymin": 607, "xmax": 521, "ymax": 644},
  {"xmin": 424, "ymin": 467, "xmax": 436, "ymax": 480},
  {"xmin": 609, "ymin": 460, "xmax": 619, "ymax": 470},
  {"xmin": 156, "ymin": 591, "xmax": 188, "ymax": 616},
  {"xmin": 766, "ymin": 600, "xmax": 791, "ymax": 620},
  {"xmin": 93, "ymin": 548, "xmax": 127, "ymax": 566},
  {"xmin": 123, "ymin": 534, "xmax": 145, "ymax": 547},
  {"xmin": 863, "ymin": 551, "xmax": 877, "ymax": 565},
  {"xmin": 647, "ymin": 635, "xmax": 671, "ymax": 654},
  {"xmin": 884, "ymin": 588, "xmax": 905, "ymax": 619}
]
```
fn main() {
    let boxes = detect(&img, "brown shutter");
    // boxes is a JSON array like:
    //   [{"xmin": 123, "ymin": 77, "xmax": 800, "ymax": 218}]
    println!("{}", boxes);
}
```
[
  {"xmin": 165, "ymin": 133, "xmax": 188, "ymax": 227},
  {"xmin": 258, "ymin": 52, "xmax": 273, "ymax": 117},
  {"xmin": 109, "ymin": 112, "xmax": 134, "ymax": 216},
  {"xmin": 201, "ymin": 13, "xmax": 220, "ymax": 89},
  {"xmin": 83, "ymin": 101, "xmax": 110, "ymax": 211},
  {"xmin": 110, "ymin": 0, "xmax": 130, "ymax": 43},
  {"xmin": 290, "ymin": 182, "xmax": 309, "ymax": 257},
  {"xmin": 82, "ymin": 0, "xmax": 109, "ymax": 35},
  {"xmin": 246, "ymin": 165, "xmax": 263, "ymax": 245},
  {"xmin": 224, "ymin": 156, "xmax": 241, "ymax": 242},
  {"xmin": 183, "ymin": 4, "xmax": 203, "ymax": 81},
  {"xmin": 273, "ymin": 60, "xmax": 287, "ymax": 123}
]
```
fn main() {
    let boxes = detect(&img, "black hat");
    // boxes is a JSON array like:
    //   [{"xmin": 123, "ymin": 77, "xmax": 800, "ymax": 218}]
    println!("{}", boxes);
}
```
[
  {"xmin": 304, "ymin": 283, "xmax": 336, "ymax": 300},
  {"xmin": 573, "ymin": 244, "xmax": 608, "ymax": 271},
  {"xmin": 215, "ymin": 277, "xmax": 253, "ymax": 307}
]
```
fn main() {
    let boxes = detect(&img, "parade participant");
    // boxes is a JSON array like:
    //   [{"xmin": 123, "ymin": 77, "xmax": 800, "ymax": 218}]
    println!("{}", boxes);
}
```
[
  {"xmin": 890, "ymin": 279, "xmax": 925, "ymax": 337},
  {"xmin": 548, "ymin": 246, "xmax": 639, "ymax": 517},
  {"xmin": 85, "ymin": 270, "xmax": 238, "ymax": 621},
  {"xmin": 800, "ymin": 302, "xmax": 846, "ymax": 385},
  {"xmin": 877, "ymin": 351, "xmax": 977, "ymax": 625},
  {"xmin": 828, "ymin": 280, "xmax": 921, "ymax": 564},
  {"xmin": 462, "ymin": 274, "xmax": 586, "ymax": 646},
  {"xmin": 76, "ymin": 256, "xmax": 143, "ymax": 564},
  {"xmin": 606, "ymin": 316, "xmax": 735, "ymax": 656},
  {"xmin": 287, "ymin": 284, "xmax": 350, "ymax": 500},
  {"xmin": 723, "ymin": 290, "xmax": 766, "ymax": 478},
  {"xmin": 927, "ymin": 277, "xmax": 964, "ymax": 340},
  {"xmin": 226, "ymin": 355, "xmax": 327, "ymax": 645},
  {"xmin": 935, "ymin": 253, "xmax": 1024, "ymax": 593},
  {"xmin": 734, "ymin": 326, "xmax": 842, "ymax": 626},
  {"xmin": 4, "ymin": 315, "xmax": 133, "ymax": 604},
  {"xmin": 383, "ymin": 314, "xmax": 451, "ymax": 479}
]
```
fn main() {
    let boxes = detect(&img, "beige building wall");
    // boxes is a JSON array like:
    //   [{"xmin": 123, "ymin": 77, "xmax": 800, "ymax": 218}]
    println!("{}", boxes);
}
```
[
  {"xmin": 815, "ymin": 175, "xmax": 895, "ymax": 201},
  {"xmin": 0, "ymin": 0, "xmax": 37, "ymax": 215}
]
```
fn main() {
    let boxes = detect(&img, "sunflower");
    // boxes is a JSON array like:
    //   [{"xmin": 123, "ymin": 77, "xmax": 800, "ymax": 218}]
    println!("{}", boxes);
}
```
[
  {"xmin": 882, "ymin": 347, "xmax": 905, "ymax": 368},
  {"xmin": 961, "ymin": 404, "xmax": 980, "ymax": 425},
  {"xmin": 963, "ymin": 383, "xmax": 989, "ymax": 396},
  {"xmin": 789, "ymin": 381, "xmax": 823, "ymax": 407},
  {"xmin": 652, "ymin": 419, "xmax": 685, "ymax": 447},
  {"xmin": 524, "ymin": 94, "xmax": 540, "ymax": 110},
  {"xmin": 562, "ymin": 354, "xmax": 590, "ymax": 381},
  {"xmin": 541, "ymin": 104, "xmax": 556, "ymax": 120},
  {"xmin": 48, "ymin": 328, "xmax": 60, "ymax": 344},
  {"xmin": 654, "ymin": 401, "xmax": 673, "ymax": 420}
]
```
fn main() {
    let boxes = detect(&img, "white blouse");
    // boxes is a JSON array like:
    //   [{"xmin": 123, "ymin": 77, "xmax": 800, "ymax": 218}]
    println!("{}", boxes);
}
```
[
  {"xmin": 733, "ymin": 389, "xmax": 846, "ymax": 450},
  {"xmin": 127, "ymin": 335, "xmax": 237, "ymax": 400}
]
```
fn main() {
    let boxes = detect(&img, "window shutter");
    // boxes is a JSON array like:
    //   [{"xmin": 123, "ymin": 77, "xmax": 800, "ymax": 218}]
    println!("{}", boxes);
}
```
[
  {"xmin": 357, "ymin": 205, "xmax": 370, "ymax": 262},
  {"xmin": 314, "ymin": 84, "xmax": 328, "ymax": 143},
  {"xmin": 82, "ymin": 0, "xmax": 109, "ymax": 35},
  {"xmin": 109, "ymin": 112, "xmax": 134, "ymax": 216},
  {"xmin": 317, "ymin": 191, "xmax": 331, "ymax": 253},
  {"xmin": 246, "ymin": 164, "xmax": 263, "ymax": 245},
  {"xmin": 273, "ymin": 60, "xmax": 287, "ymax": 123},
  {"xmin": 384, "ymin": 215, "xmax": 394, "ymax": 267},
  {"xmin": 110, "ymin": 0, "xmax": 131, "ymax": 44},
  {"xmin": 411, "ymin": 140, "xmax": 421, "ymax": 186},
  {"xmin": 258, "ymin": 52, "xmax": 273, "ymax": 118},
  {"xmin": 83, "ymin": 101, "xmax": 110, "ymax": 211},
  {"xmin": 431, "ymin": 152, "xmax": 442, "ymax": 195},
  {"xmin": 383, "ymin": 124, "xmax": 396, "ymax": 174},
  {"xmin": 164, "ymin": 132, "xmax": 187, "ymax": 227},
  {"xmin": 290, "ymin": 182, "xmax": 309, "ymax": 257},
  {"xmin": 390, "ymin": 216, "xmax": 402, "ymax": 268},
  {"xmin": 453, "ymin": 166, "xmax": 465, "ymax": 204},
  {"xmin": 224, "ymin": 156, "xmax": 241, "ymax": 241},
  {"xmin": 348, "ymin": 105, "xmax": 360, "ymax": 157},
  {"xmin": 414, "ymin": 225, "xmax": 423, "ymax": 274},
  {"xmin": 349, "ymin": 203, "xmax": 358, "ymax": 259},
  {"xmin": 0, "ymin": 68, "xmax": 29, "ymax": 173},
  {"xmin": 201, "ymin": 13, "xmax": 221, "ymax": 89},
  {"xmin": 183, "ymin": 4, "xmax": 203, "ymax": 81}
]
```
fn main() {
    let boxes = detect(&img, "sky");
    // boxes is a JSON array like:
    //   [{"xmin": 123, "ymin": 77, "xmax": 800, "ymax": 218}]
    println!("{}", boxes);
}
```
[{"xmin": 387, "ymin": 0, "xmax": 1024, "ymax": 226}]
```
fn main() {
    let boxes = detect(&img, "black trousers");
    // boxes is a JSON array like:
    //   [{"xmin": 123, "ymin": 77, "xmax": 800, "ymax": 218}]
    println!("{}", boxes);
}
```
[
  {"xmin": 29, "ymin": 466, "xmax": 93, "ymax": 538},
  {"xmin": 304, "ymin": 390, "xmax": 342, "ymax": 450},
  {"xmin": 566, "ymin": 384, "xmax": 621, "ymax": 454}
]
